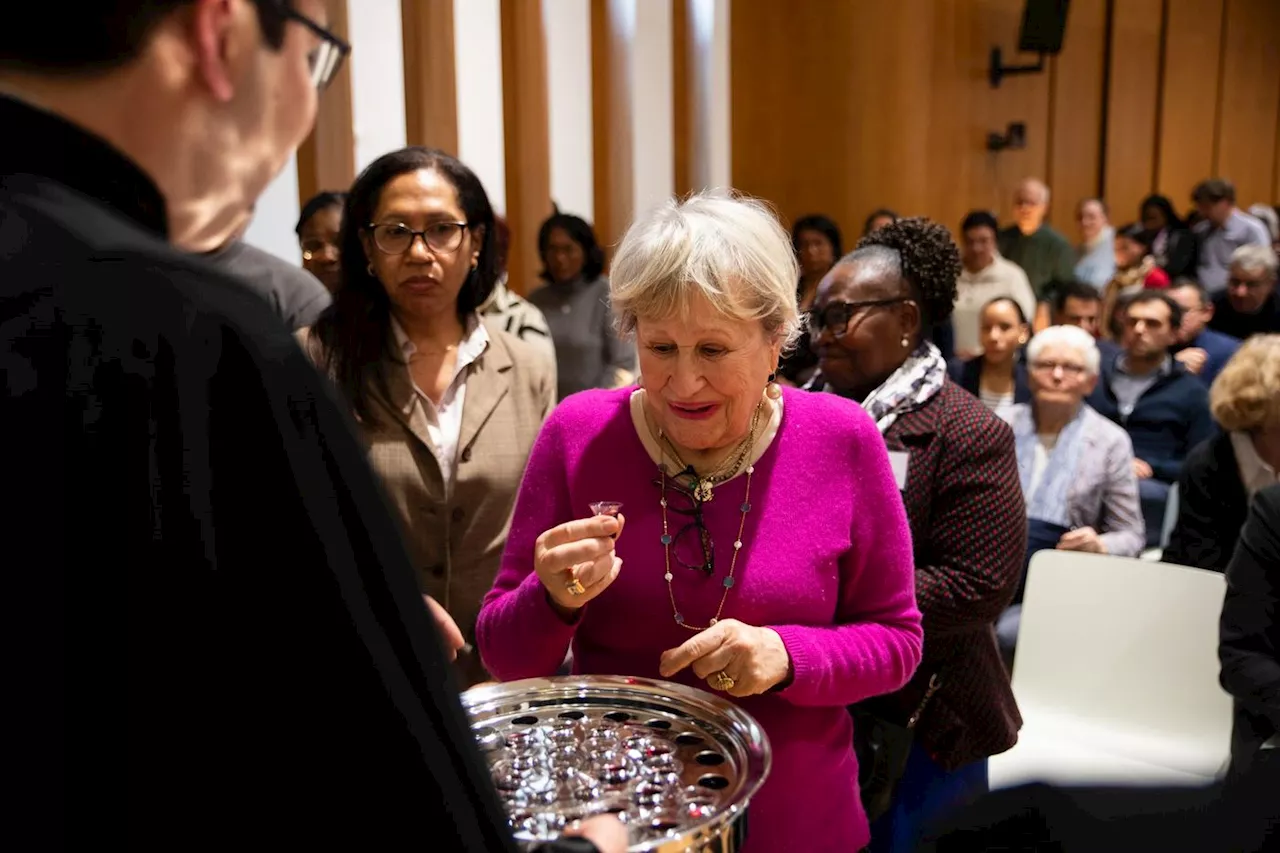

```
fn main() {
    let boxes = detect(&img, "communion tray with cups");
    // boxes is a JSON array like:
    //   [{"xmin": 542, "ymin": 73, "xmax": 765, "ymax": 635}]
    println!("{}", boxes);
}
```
[{"xmin": 462, "ymin": 675, "xmax": 771, "ymax": 853}]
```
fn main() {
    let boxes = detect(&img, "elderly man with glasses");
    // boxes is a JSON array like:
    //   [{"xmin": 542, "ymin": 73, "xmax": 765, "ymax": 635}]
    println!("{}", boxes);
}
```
[
  {"xmin": 0, "ymin": 2, "xmax": 621, "ymax": 851},
  {"xmin": 1209, "ymin": 244, "xmax": 1280, "ymax": 340}
]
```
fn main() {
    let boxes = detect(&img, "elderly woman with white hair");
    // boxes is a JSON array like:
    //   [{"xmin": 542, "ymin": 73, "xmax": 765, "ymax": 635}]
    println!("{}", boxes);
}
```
[
  {"xmin": 477, "ymin": 193, "xmax": 924, "ymax": 853},
  {"xmin": 995, "ymin": 324, "xmax": 1145, "ymax": 659}
]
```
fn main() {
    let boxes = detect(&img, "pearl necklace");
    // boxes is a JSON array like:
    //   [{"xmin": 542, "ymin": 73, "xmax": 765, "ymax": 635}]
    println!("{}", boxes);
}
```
[{"xmin": 657, "ymin": 402, "xmax": 763, "ymax": 632}]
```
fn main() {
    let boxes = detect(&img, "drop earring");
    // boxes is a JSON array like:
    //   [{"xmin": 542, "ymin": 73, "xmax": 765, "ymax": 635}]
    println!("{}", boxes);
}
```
[
  {"xmin": 900, "ymin": 334, "xmax": 911, "ymax": 348},
  {"xmin": 766, "ymin": 372, "xmax": 782, "ymax": 400}
]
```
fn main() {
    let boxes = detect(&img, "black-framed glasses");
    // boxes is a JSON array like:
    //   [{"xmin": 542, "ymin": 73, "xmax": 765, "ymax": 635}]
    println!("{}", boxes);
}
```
[
  {"xmin": 808, "ymin": 298, "xmax": 914, "ymax": 338},
  {"xmin": 654, "ymin": 473, "xmax": 715, "ymax": 576},
  {"xmin": 367, "ymin": 222, "xmax": 470, "ymax": 255},
  {"xmin": 281, "ymin": 7, "xmax": 351, "ymax": 90}
]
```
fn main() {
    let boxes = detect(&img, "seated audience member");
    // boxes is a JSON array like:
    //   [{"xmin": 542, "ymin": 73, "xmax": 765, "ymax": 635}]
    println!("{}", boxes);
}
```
[
  {"xmin": 1165, "ymin": 336, "xmax": 1280, "ymax": 571},
  {"xmin": 1219, "ymin": 482, "xmax": 1280, "ymax": 777},
  {"xmin": 1209, "ymin": 244, "xmax": 1280, "ymax": 340},
  {"xmin": 807, "ymin": 218, "xmax": 1023, "ymax": 853},
  {"xmin": 948, "ymin": 297, "xmax": 1032, "ymax": 417},
  {"xmin": 1193, "ymin": 179, "xmax": 1271, "ymax": 295},
  {"xmin": 1100, "ymin": 223, "xmax": 1171, "ymax": 336},
  {"xmin": 1088, "ymin": 292, "xmax": 1214, "ymax": 547},
  {"xmin": 1073, "ymin": 198, "xmax": 1116, "ymax": 290},
  {"xmin": 995, "ymin": 326, "xmax": 1144, "ymax": 661},
  {"xmin": 296, "ymin": 190, "xmax": 345, "ymax": 293},
  {"xmin": 998, "ymin": 178, "xmax": 1076, "ymax": 309},
  {"xmin": 1166, "ymin": 278, "xmax": 1239, "ymax": 386},
  {"xmin": 528, "ymin": 212, "xmax": 637, "ymax": 399},
  {"xmin": 779, "ymin": 214, "xmax": 843, "ymax": 385},
  {"xmin": 479, "ymin": 215, "xmax": 556, "ymax": 372},
  {"xmin": 952, "ymin": 210, "xmax": 1036, "ymax": 358},
  {"xmin": 1141, "ymin": 193, "xmax": 1198, "ymax": 280},
  {"xmin": 863, "ymin": 207, "xmax": 899, "ymax": 235},
  {"xmin": 1052, "ymin": 278, "xmax": 1103, "ymax": 336}
]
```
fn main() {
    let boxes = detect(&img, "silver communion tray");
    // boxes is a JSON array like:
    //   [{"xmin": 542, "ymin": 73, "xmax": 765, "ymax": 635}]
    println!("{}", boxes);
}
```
[{"xmin": 462, "ymin": 675, "xmax": 771, "ymax": 853}]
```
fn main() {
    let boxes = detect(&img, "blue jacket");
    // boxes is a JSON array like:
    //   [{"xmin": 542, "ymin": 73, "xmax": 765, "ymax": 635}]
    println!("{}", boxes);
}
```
[
  {"xmin": 947, "ymin": 356, "xmax": 1033, "ymax": 405},
  {"xmin": 1087, "ymin": 355, "xmax": 1215, "ymax": 483},
  {"xmin": 1175, "ymin": 328, "xmax": 1240, "ymax": 388}
]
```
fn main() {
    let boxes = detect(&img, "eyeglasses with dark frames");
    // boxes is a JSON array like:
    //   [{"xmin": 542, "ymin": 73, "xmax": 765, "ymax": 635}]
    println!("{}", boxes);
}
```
[
  {"xmin": 808, "ymin": 298, "xmax": 915, "ymax": 338},
  {"xmin": 366, "ymin": 222, "xmax": 471, "ymax": 255},
  {"xmin": 653, "ymin": 472, "xmax": 715, "ymax": 576},
  {"xmin": 281, "ymin": 7, "xmax": 351, "ymax": 90}
]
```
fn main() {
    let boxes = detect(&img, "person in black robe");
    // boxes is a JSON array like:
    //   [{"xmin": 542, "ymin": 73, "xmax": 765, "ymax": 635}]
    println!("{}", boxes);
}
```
[{"xmin": 1, "ymin": 3, "xmax": 619, "ymax": 851}]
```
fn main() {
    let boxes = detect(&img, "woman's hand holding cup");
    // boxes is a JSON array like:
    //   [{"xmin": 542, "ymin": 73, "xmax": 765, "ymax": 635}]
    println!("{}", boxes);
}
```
[{"xmin": 534, "ymin": 513, "xmax": 626, "ymax": 612}]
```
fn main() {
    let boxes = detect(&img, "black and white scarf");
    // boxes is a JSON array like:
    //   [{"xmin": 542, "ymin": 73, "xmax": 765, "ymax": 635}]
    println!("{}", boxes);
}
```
[{"xmin": 808, "ymin": 341, "xmax": 948, "ymax": 434}]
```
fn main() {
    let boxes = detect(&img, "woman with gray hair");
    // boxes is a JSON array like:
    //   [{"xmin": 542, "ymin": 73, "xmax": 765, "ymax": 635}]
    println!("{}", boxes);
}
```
[
  {"xmin": 477, "ymin": 192, "xmax": 924, "ymax": 852},
  {"xmin": 996, "ymin": 325, "xmax": 1145, "ymax": 659}
]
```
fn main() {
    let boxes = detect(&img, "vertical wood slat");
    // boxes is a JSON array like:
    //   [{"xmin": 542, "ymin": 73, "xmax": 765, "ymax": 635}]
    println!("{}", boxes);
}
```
[
  {"xmin": 591, "ymin": 0, "xmax": 634, "ymax": 258},
  {"xmin": 499, "ymin": 0, "xmax": 553, "ymax": 295},
  {"xmin": 1215, "ymin": 0, "xmax": 1280, "ymax": 206},
  {"xmin": 1103, "ymin": 0, "xmax": 1165, "ymax": 224},
  {"xmin": 672, "ymin": 0, "xmax": 692, "ymax": 197},
  {"xmin": 297, "ymin": 0, "xmax": 356, "ymax": 207},
  {"xmin": 1155, "ymin": 0, "xmax": 1225, "ymax": 204},
  {"xmin": 1046, "ymin": 0, "xmax": 1109, "ymax": 225},
  {"xmin": 401, "ymin": 0, "xmax": 458, "ymax": 154}
]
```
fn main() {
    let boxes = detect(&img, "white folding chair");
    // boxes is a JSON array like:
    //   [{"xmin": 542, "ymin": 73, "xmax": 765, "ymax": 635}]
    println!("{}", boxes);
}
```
[{"xmin": 990, "ymin": 551, "xmax": 1232, "ymax": 789}]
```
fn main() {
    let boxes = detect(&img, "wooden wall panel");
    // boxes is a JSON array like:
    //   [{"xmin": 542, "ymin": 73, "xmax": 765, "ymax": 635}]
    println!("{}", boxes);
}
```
[
  {"xmin": 1215, "ymin": 0, "xmax": 1280, "ymax": 207},
  {"xmin": 297, "ymin": 0, "xmax": 355, "ymax": 206},
  {"xmin": 1155, "ymin": 0, "xmax": 1224, "ymax": 207},
  {"xmin": 500, "ymin": 0, "xmax": 553, "ymax": 295},
  {"xmin": 591, "ymin": 0, "xmax": 634, "ymax": 258},
  {"xmin": 1046, "ymin": 0, "xmax": 1109, "ymax": 226},
  {"xmin": 1103, "ymin": 0, "xmax": 1164, "ymax": 224},
  {"xmin": 672, "ymin": 0, "xmax": 692, "ymax": 198},
  {"xmin": 401, "ymin": 0, "xmax": 458, "ymax": 154}
]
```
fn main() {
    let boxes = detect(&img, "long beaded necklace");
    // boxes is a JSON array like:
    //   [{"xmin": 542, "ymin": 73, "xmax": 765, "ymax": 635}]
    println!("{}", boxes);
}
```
[{"xmin": 657, "ymin": 400, "xmax": 763, "ymax": 631}]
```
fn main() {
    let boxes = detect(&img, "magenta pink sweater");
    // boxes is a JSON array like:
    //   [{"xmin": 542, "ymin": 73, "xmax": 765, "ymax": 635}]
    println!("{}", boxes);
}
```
[{"xmin": 477, "ymin": 387, "xmax": 922, "ymax": 852}]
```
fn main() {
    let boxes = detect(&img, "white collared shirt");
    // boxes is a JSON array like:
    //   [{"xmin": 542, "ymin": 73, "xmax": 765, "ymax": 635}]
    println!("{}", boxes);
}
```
[
  {"xmin": 392, "ymin": 314, "xmax": 490, "ymax": 491},
  {"xmin": 1231, "ymin": 431, "xmax": 1280, "ymax": 500}
]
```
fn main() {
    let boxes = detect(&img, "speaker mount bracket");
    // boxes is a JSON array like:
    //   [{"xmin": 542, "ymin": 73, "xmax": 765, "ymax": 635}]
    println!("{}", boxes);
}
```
[{"xmin": 989, "ymin": 46, "xmax": 1046, "ymax": 88}]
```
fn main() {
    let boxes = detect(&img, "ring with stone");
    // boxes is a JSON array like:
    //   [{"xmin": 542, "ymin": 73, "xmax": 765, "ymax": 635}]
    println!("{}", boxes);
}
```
[
  {"xmin": 711, "ymin": 671, "xmax": 735, "ymax": 692},
  {"xmin": 564, "ymin": 577, "xmax": 587, "ymax": 596}
]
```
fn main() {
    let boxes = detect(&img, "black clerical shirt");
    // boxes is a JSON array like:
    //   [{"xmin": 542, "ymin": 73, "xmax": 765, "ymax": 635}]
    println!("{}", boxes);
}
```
[{"xmin": 0, "ymin": 96, "xmax": 564, "ymax": 851}]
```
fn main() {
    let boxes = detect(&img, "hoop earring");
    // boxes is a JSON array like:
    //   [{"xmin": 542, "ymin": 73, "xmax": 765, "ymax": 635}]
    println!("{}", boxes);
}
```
[
  {"xmin": 766, "ymin": 372, "xmax": 782, "ymax": 400},
  {"xmin": 366, "ymin": 263, "xmax": 376, "ymax": 277}
]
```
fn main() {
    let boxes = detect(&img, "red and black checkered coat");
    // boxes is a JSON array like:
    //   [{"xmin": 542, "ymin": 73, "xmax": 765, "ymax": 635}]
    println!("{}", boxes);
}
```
[{"xmin": 865, "ymin": 380, "xmax": 1026, "ymax": 771}]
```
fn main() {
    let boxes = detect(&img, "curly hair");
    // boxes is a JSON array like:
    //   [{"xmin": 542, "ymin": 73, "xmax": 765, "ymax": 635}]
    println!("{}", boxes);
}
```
[
  {"xmin": 1210, "ymin": 334, "xmax": 1280, "ymax": 432},
  {"xmin": 854, "ymin": 216, "xmax": 961, "ymax": 328}
]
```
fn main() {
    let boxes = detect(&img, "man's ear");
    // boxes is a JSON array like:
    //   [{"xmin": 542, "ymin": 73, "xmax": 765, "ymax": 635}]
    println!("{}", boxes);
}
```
[{"xmin": 188, "ymin": 0, "xmax": 246, "ymax": 103}]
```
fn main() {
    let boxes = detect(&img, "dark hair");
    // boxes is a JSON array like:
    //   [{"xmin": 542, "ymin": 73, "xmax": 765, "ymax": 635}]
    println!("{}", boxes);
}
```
[
  {"xmin": 960, "ymin": 210, "xmax": 999, "ymax": 235},
  {"xmin": 1140, "ymin": 194, "xmax": 1185, "ymax": 230},
  {"xmin": 856, "ymin": 217, "xmax": 961, "ymax": 331},
  {"xmin": 295, "ymin": 191, "xmax": 346, "ymax": 236},
  {"xmin": 1168, "ymin": 277, "xmax": 1209, "ymax": 307},
  {"xmin": 1192, "ymin": 179, "xmax": 1236, "ymax": 205},
  {"xmin": 0, "ymin": 0, "xmax": 285, "ymax": 73},
  {"xmin": 311, "ymin": 147, "xmax": 498, "ymax": 427},
  {"xmin": 537, "ymin": 213, "xmax": 605, "ymax": 282},
  {"xmin": 862, "ymin": 208, "xmax": 900, "ymax": 236},
  {"xmin": 1128, "ymin": 290, "xmax": 1184, "ymax": 329},
  {"xmin": 492, "ymin": 215, "xmax": 511, "ymax": 276},
  {"xmin": 1053, "ymin": 279, "xmax": 1102, "ymax": 314},
  {"xmin": 981, "ymin": 296, "xmax": 1029, "ymax": 326},
  {"xmin": 1116, "ymin": 222, "xmax": 1154, "ymax": 250},
  {"xmin": 791, "ymin": 215, "xmax": 843, "ymax": 260}
]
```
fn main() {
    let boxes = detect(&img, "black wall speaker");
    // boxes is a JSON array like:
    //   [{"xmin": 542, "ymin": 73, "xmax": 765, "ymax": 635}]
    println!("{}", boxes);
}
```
[{"xmin": 1018, "ymin": 0, "xmax": 1071, "ymax": 55}]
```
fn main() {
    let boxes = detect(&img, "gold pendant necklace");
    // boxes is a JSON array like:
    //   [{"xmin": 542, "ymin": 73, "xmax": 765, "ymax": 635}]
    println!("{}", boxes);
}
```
[{"xmin": 658, "ymin": 401, "xmax": 763, "ymax": 503}]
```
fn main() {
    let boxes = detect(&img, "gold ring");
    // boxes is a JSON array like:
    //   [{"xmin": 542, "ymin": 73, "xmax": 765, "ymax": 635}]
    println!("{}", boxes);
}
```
[
  {"xmin": 711, "ymin": 671, "xmax": 735, "ymax": 691},
  {"xmin": 565, "ymin": 578, "xmax": 586, "ymax": 596}
]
